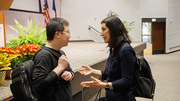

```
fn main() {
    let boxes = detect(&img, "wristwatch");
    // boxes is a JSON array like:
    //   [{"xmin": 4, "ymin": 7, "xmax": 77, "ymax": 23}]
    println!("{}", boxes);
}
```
[{"xmin": 105, "ymin": 83, "xmax": 110, "ymax": 90}]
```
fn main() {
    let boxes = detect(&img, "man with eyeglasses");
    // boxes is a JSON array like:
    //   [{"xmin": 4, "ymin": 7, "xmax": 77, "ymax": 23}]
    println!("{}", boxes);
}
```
[{"xmin": 32, "ymin": 18, "xmax": 74, "ymax": 101}]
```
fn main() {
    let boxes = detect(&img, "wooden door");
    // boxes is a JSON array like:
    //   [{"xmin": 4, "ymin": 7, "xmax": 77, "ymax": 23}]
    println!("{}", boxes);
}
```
[{"xmin": 151, "ymin": 22, "xmax": 165, "ymax": 54}]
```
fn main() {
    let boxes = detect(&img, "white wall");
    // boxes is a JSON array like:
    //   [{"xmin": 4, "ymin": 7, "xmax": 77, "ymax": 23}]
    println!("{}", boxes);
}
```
[
  {"xmin": 140, "ymin": 0, "xmax": 168, "ymax": 17},
  {"xmin": 1, "ymin": 0, "xmax": 180, "ymax": 53},
  {"xmin": 139, "ymin": 0, "xmax": 180, "ymax": 53},
  {"xmin": 0, "ymin": 24, "xmax": 5, "ymax": 47},
  {"xmin": 139, "ymin": 0, "xmax": 180, "ymax": 52},
  {"xmin": 1, "ymin": 0, "xmax": 61, "ymax": 42},
  {"xmin": 10, "ymin": 0, "xmax": 40, "ymax": 12},
  {"xmin": 10, "ymin": 0, "xmax": 61, "ymax": 17},
  {"xmin": 40, "ymin": 0, "xmax": 61, "ymax": 18},
  {"xmin": 0, "ymin": 9, "xmax": 44, "ymax": 41},
  {"xmin": 166, "ymin": 0, "xmax": 180, "ymax": 52},
  {"xmin": 61, "ymin": 0, "xmax": 141, "ymax": 41},
  {"xmin": 62, "ymin": 0, "xmax": 180, "ymax": 52},
  {"xmin": 139, "ymin": 0, "xmax": 169, "ymax": 52}
]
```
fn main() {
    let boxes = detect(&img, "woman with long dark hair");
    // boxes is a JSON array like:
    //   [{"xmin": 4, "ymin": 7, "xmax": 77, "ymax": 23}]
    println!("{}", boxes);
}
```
[{"xmin": 78, "ymin": 16, "xmax": 136, "ymax": 101}]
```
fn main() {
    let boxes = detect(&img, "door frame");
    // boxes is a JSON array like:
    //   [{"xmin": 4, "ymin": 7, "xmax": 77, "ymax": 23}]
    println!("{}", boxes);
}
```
[{"xmin": 142, "ymin": 18, "xmax": 166, "ymax": 54}]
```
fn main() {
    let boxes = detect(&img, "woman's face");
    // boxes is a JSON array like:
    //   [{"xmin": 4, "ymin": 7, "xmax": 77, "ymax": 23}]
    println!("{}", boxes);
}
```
[{"xmin": 101, "ymin": 23, "xmax": 110, "ymax": 43}]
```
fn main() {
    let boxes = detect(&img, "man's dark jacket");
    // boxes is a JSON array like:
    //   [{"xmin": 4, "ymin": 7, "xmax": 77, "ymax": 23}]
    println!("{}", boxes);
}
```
[{"xmin": 32, "ymin": 46, "xmax": 73, "ymax": 101}]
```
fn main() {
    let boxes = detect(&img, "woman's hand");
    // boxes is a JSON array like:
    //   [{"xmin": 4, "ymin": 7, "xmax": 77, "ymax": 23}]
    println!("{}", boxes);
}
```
[
  {"xmin": 78, "ymin": 65, "xmax": 93, "ymax": 76},
  {"xmin": 80, "ymin": 76, "xmax": 105, "ymax": 88}
]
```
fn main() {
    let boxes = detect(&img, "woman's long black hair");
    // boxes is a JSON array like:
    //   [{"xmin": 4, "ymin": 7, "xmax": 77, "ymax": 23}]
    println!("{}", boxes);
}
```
[{"xmin": 101, "ymin": 16, "xmax": 131, "ymax": 48}]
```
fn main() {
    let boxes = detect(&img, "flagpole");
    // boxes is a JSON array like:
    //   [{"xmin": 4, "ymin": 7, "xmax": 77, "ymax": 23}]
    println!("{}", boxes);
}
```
[{"xmin": 60, "ymin": 0, "xmax": 61, "ymax": 18}]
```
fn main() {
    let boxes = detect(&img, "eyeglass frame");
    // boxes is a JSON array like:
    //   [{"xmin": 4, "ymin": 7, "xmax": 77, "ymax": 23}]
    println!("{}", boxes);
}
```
[
  {"xmin": 58, "ymin": 30, "xmax": 70, "ymax": 34},
  {"xmin": 63, "ymin": 30, "xmax": 71, "ymax": 34}
]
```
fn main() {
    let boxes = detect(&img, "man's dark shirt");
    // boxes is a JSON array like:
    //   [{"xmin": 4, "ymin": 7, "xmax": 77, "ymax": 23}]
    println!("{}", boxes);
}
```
[{"xmin": 32, "ymin": 46, "xmax": 73, "ymax": 101}]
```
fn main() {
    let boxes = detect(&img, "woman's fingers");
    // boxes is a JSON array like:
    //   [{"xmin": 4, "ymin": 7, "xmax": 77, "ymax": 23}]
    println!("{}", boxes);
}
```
[
  {"xmin": 82, "ymin": 65, "xmax": 92, "ymax": 70},
  {"xmin": 78, "ymin": 65, "xmax": 92, "ymax": 76},
  {"xmin": 78, "ymin": 69, "xmax": 85, "ymax": 75},
  {"xmin": 82, "ymin": 65, "xmax": 88, "ymax": 68},
  {"xmin": 80, "ymin": 81, "xmax": 93, "ymax": 87},
  {"xmin": 78, "ymin": 68, "xmax": 85, "ymax": 72},
  {"xmin": 91, "ymin": 76, "xmax": 97, "ymax": 81},
  {"xmin": 78, "ymin": 65, "xmax": 87, "ymax": 72}
]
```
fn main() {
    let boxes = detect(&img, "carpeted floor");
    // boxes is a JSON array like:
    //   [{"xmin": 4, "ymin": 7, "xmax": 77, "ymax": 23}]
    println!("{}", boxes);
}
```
[
  {"xmin": 3, "ymin": 49, "xmax": 180, "ymax": 101},
  {"xmin": 89, "ymin": 50, "xmax": 180, "ymax": 101},
  {"xmin": 136, "ymin": 50, "xmax": 180, "ymax": 101}
]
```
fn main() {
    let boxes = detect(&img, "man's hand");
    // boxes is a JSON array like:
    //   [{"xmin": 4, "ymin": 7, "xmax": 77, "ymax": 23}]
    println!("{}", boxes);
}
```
[
  {"xmin": 57, "ymin": 55, "xmax": 69, "ymax": 70},
  {"xmin": 61, "ymin": 71, "xmax": 73, "ymax": 81},
  {"xmin": 53, "ymin": 55, "xmax": 69, "ymax": 76}
]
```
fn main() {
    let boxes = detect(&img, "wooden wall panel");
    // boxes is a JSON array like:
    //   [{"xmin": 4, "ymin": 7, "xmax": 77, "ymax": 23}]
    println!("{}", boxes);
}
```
[
  {"xmin": 0, "ymin": 0, "xmax": 13, "ymax": 10},
  {"xmin": 0, "ymin": 12, "xmax": 6, "ymax": 46}
]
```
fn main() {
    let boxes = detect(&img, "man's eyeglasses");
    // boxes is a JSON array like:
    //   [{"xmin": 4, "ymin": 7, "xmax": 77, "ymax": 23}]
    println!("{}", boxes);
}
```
[{"xmin": 63, "ymin": 30, "xmax": 71, "ymax": 34}]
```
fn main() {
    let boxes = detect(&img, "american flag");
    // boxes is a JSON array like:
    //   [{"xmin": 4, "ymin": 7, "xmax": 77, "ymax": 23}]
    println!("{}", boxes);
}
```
[
  {"xmin": 52, "ymin": 0, "xmax": 57, "ymax": 17},
  {"xmin": 43, "ymin": 0, "xmax": 50, "ymax": 24}
]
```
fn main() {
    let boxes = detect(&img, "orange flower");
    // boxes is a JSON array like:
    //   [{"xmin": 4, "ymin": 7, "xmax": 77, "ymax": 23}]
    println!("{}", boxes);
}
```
[
  {"xmin": 0, "ymin": 47, "xmax": 17, "ymax": 55},
  {"xmin": 15, "ymin": 44, "xmax": 41, "ymax": 56}
]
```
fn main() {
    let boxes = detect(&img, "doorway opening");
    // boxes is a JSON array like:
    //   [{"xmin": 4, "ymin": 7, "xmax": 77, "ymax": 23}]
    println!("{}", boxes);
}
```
[
  {"xmin": 142, "ymin": 18, "xmax": 166, "ymax": 55},
  {"xmin": 142, "ymin": 22, "xmax": 152, "ymax": 55}
]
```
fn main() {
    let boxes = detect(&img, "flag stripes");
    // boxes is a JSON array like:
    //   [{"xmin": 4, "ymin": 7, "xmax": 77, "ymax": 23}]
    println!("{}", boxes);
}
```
[
  {"xmin": 43, "ymin": 0, "xmax": 50, "ymax": 24},
  {"xmin": 52, "ymin": 0, "xmax": 57, "ymax": 18}
]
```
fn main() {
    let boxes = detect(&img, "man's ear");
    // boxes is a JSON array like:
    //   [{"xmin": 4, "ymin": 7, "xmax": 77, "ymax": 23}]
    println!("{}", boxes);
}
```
[{"xmin": 55, "ymin": 31, "xmax": 61, "ymax": 38}]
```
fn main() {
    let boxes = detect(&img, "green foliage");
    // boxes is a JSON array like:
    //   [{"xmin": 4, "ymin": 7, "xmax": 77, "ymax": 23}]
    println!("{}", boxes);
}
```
[
  {"xmin": 10, "ymin": 56, "xmax": 30, "ymax": 69},
  {"xmin": 107, "ymin": 10, "xmax": 135, "ymax": 33},
  {"xmin": 7, "ymin": 19, "xmax": 47, "ymax": 49},
  {"xmin": 10, "ymin": 53, "xmax": 35, "ymax": 69},
  {"xmin": 107, "ymin": 10, "xmax": 118, "ymax": 17},
  {"xmin": 122, "ymin": 21, "xmax": 135, "ymax": 33}
]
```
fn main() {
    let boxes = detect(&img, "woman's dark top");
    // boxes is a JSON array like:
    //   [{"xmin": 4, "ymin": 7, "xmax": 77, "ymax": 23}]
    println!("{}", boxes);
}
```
[
  {"xmin": 101, "ymin": 43, "xmax": 136, "ymax": 101},
  {"xmin": 32, "ymin": 46, "xmax": 73, "ymax": 101}
]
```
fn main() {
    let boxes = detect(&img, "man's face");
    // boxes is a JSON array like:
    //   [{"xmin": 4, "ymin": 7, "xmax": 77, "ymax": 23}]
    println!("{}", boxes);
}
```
[{"xmin": 60, "ymin": 25, "xmax": 71, "ymax": 46}]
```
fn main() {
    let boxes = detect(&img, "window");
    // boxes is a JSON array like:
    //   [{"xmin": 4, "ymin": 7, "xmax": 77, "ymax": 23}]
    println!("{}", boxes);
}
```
[{"xmin": 142, "ymin": 22, "xmax": 151, "ymax": 44}]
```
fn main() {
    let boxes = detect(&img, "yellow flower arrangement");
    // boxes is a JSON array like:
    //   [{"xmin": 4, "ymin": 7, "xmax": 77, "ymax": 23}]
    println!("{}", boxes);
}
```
[
  {"xmin": 0, "ymin": 44, "xmax": 41, "ymax": 70},
  {"xmin": 0, "ymin": 53, "xmax": 19, "ymax": 71}
]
